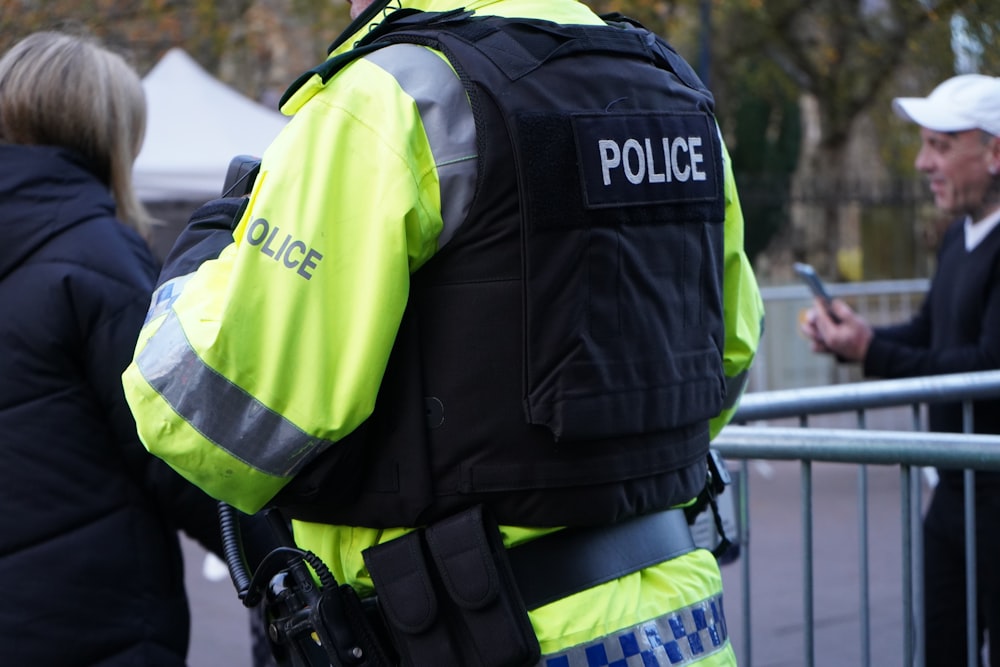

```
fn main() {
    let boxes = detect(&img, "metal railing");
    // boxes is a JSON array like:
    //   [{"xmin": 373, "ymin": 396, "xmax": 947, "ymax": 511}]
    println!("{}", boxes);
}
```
[
  {"xmin": 715, "ymin": 370, "xmax": 1000, "ymax": 667},
  {"xmin": 752, "ymin": 279, "xmax": 928, "ymax": 392}
]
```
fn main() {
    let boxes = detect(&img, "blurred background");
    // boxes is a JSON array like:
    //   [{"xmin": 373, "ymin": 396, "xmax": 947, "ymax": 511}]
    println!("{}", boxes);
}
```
[
  {"xmin": 5, "ymin": 0, "xmax": 1000, "ymax": 289},
  {"xmin": 5, "ymin": 1, "xmax": 998, "ymax": 665}
]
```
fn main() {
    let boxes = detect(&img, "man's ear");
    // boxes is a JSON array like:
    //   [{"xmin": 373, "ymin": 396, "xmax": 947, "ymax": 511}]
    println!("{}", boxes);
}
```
[{"xmin": 987, "ymin": 133, "xmax": 1000, "ymax": 175}]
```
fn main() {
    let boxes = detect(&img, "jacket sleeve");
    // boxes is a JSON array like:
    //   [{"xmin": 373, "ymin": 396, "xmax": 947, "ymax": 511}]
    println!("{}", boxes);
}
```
[
  {"xmin": 123, "ymin": 59, "xmax": 444, "ymax": 514},
  {"xmin": 708, "ymin": 139, "xmax": 765, "ymax": 439},
  {"xmin": 869, "ymin": 296, "xmax": 932, "ymax": 349}
]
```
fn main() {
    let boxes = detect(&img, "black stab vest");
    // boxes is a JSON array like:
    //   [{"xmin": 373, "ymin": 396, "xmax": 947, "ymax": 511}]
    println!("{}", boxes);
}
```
[{"xmin": 274, "ymin": 11, "xmax": 728, "ymax": 528}]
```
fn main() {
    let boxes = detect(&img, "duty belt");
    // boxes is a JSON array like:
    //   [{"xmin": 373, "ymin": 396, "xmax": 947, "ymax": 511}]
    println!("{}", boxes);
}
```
[
  {"xmin": 363, "ymin": 506, "xmax": 697, "ymax": 667},
  {"xmin": 507, "ymin": 508, "xmax": 696, "ymax": 610}
]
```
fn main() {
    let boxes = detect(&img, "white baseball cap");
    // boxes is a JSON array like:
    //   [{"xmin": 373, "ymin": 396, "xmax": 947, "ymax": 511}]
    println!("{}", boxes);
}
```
[{"xmin": 892, "ymin": 74, "xmax": 1000, "ymax": 137}]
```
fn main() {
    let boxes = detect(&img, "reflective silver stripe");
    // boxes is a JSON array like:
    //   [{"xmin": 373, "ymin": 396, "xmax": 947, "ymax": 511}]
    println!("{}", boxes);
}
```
[
  {"xmin": 722, "ymin": 370, "xmax": 749, "ymax": 411},
  {"xmin": 143, "ymin": 274, "xmax": 192, "ymax": 326},
  {"xmin": 364, "ymin": 44, "xmax": 477, "ymax": 248},
  {"xmin": 539, "ymin": 594, "xmax": 728, "ymax": 667},
  {"xmin": 135, "ymin": 309, "xmax": 330, "ymax": 477}
]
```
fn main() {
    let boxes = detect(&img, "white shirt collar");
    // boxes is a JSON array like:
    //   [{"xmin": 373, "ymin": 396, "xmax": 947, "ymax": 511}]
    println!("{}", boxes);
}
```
[{"xmin": 964, "ymin": 206, "xmax": 1000, "ymax": 251}]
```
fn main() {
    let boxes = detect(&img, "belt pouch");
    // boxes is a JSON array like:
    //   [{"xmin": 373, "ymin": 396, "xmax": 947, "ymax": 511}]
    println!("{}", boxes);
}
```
[
  {"xmin": 363, "ymin": 530, "xmax": 459, "ymax": 666},
  {"xmin": 424, "ymin": 506, "xmax": 541, "ymax": 667}
]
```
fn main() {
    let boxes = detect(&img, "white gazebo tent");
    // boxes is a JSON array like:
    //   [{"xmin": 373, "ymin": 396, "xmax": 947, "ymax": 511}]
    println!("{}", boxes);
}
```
[{"xmin": 134, "ymin": 48, "xmax": 288, "ymax": 202}]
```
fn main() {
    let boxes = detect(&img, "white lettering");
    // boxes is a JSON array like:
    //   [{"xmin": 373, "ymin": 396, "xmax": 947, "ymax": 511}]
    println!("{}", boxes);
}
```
[
  {"xmin": 688, "ymin": 136, "xmax": 706, "ymax": 181},
  {"xmin": 671, "ymin": 137, "xmax": 690, "ymax": 182},
  {"xmin": 661, "ymin": 138, "xmax": 673, "ymax": 182},
  {"xmin": 645, "ymin": 138, "xmax": 665, "ymax": 183},
  {"xmin": 599, "ymin": 140, "xmax": 620, "ymax": 186},
  {"xmin": 597, "ymin": 135, "xmax": 708, "ymax": 187},
  {"xmin": 622, "ymin": 139, "xmax": 646, "ymax": 184}
]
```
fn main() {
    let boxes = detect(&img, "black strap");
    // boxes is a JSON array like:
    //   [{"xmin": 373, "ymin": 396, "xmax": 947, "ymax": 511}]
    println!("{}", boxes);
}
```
[{"xmin": 506, "ymin": 509, "xmax": 695, "ymax": 610}]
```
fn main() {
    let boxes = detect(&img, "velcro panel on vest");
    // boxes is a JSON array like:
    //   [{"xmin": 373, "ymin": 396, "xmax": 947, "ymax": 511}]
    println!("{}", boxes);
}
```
[
  {"xmin": 362, "ymin": 532, "xmax": 459, "ymax": 666},
  {"xmin": 424, "ymin": 506, "xmax": 540, "ymax": 666},
  {"xmin": 513, "ymin": 110, "xmax": 726, "ymax": 441}
]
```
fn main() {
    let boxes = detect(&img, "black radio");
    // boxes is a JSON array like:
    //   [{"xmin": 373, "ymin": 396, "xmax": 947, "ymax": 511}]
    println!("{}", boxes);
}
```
[{"xmin": 222, "ymin": 154, "xmax": 262, "ymax": 197}]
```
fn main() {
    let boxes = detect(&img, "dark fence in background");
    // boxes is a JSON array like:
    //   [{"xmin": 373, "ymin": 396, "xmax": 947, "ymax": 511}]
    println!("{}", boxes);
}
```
[{"xmin": 735, "ymin": 174, "xmax": 932, "ymax": 206}]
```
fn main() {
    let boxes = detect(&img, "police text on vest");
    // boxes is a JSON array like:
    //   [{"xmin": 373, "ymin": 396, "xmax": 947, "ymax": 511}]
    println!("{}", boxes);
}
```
[{"xmin": 599, "ymin": 137, "xmax": 706, "ymax": 186}]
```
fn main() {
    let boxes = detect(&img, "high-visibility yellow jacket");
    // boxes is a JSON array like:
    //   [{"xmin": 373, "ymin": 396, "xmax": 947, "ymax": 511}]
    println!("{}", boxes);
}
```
[{"xmin": 123, "ymin": 0, "xmax": 763, "ymax": 663}]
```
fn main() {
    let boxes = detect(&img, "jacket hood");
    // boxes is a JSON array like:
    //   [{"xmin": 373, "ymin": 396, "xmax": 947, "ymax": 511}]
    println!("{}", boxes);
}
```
[{"xmin": 0, "ymin": 144, "xmax": 114, "ymax": 282}]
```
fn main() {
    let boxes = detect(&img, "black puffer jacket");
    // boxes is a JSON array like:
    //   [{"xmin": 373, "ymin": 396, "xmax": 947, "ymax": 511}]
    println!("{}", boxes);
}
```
[{"xmin": 0, "ymin": 144, "xmax": 225, "ymax": 665}]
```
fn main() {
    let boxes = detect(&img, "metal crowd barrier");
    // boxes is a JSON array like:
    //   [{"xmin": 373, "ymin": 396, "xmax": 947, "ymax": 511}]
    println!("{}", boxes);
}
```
[
  {"xmin": 751, "ymin": 279, "xmax": 929, "ymax": 393},
  {"xmin": 715, "ymin": 370, "xmax": 1000, "ymax": 667}
]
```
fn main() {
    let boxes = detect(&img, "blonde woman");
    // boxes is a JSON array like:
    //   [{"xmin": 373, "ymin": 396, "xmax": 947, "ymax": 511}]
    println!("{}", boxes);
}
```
[{"xmin": 0, "ymin": 32, "xmax": 227, "ymax": 665}]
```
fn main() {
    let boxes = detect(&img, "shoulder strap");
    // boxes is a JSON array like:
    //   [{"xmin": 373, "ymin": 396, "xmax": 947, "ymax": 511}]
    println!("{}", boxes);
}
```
[{"xmin": 384, "ymin": 12, "xmax": 712, "ymax": 101}]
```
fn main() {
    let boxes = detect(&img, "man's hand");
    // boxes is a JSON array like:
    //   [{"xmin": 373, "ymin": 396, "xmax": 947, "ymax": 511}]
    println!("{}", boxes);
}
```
[{"xmin": 800, "ymin": 297, "xmax": 873, "ymax": 362}]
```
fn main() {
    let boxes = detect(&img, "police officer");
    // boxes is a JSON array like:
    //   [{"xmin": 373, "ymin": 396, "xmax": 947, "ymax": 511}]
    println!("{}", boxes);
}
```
[{"xmin": 123, "ymin": 1, "xmax": 764, "ymax": 665}]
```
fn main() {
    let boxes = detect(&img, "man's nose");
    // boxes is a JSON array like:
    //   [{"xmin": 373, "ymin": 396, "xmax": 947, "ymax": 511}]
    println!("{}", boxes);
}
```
[{"xmin": 914, "ymin": 147, "xmax": 934, "ymax": 172}]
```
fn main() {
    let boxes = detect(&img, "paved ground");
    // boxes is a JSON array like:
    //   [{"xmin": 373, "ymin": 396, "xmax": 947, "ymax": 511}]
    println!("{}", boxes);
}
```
[
  {"xmin": 183, "ymin": 538, "xmax": 256, "ymax": 666},
  {"xmin": 181, "ymin": 455, "xmax": 922, "ymax": 667}
]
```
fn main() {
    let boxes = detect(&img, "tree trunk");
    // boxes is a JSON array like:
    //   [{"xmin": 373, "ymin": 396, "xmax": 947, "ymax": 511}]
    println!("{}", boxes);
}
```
[{"xmin": 788, "ymin": 92, "xmax": 850, "ymax": 279}]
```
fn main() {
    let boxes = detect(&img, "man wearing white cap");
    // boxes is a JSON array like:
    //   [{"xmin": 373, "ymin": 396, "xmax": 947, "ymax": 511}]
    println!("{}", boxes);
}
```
[{"xmin": 802, "ymin": 73, "xmax": 1000, "ymax": 666}]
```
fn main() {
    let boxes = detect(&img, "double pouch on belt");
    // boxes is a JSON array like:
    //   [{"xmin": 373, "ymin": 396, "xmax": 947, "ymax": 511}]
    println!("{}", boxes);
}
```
[{"xmin": 362, "ymin": 506, "xmax": 540, "ymax": 667}]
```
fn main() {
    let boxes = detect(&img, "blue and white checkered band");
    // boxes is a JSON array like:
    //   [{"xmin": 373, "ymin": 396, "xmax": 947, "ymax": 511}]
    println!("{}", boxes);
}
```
[{"xmin": 540, "ymin": 594, "xmax": 729, "ymax": 667}]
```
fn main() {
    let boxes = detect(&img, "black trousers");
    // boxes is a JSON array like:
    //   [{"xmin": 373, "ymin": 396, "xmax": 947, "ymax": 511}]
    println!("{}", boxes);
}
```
[{"xmin": 923, "ymin": 476, "xmax": 1000, "ymax": 667}]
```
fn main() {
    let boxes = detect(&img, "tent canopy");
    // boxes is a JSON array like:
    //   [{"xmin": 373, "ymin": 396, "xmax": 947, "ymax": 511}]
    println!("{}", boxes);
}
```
[{"xmin": 134, "ymin": 48, "xmax": 288, "ymax": 202}]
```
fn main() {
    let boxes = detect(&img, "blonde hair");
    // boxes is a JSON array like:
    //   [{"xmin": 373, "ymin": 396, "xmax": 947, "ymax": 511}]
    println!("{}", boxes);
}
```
[{"xmin": 0, "ymin": 31, "xmax": 155, "ymax": 237}]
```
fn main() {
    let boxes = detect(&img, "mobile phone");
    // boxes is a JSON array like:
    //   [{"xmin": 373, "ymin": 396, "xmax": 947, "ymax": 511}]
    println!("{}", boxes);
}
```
[{"xmin": 794, "ymin": 262, "xmax": 840, "ymax": 322}]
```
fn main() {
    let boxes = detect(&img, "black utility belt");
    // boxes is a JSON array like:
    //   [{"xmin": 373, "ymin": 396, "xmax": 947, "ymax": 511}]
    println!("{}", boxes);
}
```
[
  {"xmin": 506, "ymin": 506, "xmax": 695, "ymax": 610},
  {"xmin": 362, "ymin": 506, "xmax": 695, "ymax": 667}
]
